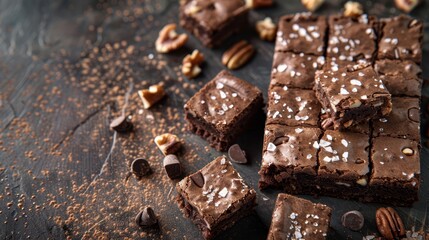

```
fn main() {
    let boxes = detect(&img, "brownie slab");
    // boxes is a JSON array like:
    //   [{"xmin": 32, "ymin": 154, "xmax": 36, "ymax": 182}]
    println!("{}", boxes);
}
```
[
  {"xmin": 267, "ymin": 86, "xmax": 321, "ymax": 127},
  {"xmin": 271, "ymin": 52, "xmax": 325, "ymax": 89},
  {"xmin": 179, "ymin": 0, "xmax": 249, "ymax": 47},
  {"xmin": 275, "ymin": 13, "xmax": 327, "ymax": 55},
  {"xmin": 374, "ymin": 59, "xmax": 422, "ymax": 97},
  {"xmin": 184, "ymin": 70, "xmax": 263, "ymax": 151},
  {"xmin": 377, "ymin": 15, "xmax": 423, "ymax": 63},
  {"xmin": 369, "ymin": 137, "xmax": 420, "ymax": 205},
  {"xmin": 259, "ymin": 125, "xmax": 322, "ymax": 193},
  {"xmin": 176, "ymin": 156, "xmax": 256, "ymax": 239},
  {"xmin": 314, "ymin": 63, "xmax": 392, "ymax": 130},
  {"xmin": 373, "ymin": 97, "xmax": 420, "ymax": 141},
  {"xmin": 267, "ymin": 193, "xmax": 331, "ymax": 240}
]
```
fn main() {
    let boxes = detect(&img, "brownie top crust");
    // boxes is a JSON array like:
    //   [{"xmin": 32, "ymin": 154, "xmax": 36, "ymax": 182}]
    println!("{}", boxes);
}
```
[
  {"xmin": 176, "ymin": 156, "xmax": 255, "ymax": 228},
  {"xmin": 184, "ymin": 70, "xmax": 262, "ymax": 131}
]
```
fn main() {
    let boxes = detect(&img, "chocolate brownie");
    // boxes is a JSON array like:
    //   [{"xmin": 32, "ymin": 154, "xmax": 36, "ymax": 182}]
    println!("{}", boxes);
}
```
[
  {"xmin": 327, "ymin": 15, "xmax": 377, "ymax": 62},
  {"xmin": 377, "ymin": 15, "xmax": 423, "ymax": 63},
  {"xmin": 267, "ymin": 86, "xmax": 321, "ymax": 127},
  {"xmin": 314, "ymin": 63, "xmax": 392, "ymax": 130},
  {"xmin": 184, "ymin": 70, "xmax": 263, "ymax": 151},
  {"xmin": 259, "ymin": 125, "xmax": 322, "ymax": 193},
  {"xmin": 275, "ymin": 13, "xmax": 327, "ymax": 55},
  {"xmin": 176, "ymin": 156, "xmax": 256, "ymax": 239},
  {"xmin": 320, "ymin": 110, "xmax": 371, "ymax": 135},
  {"xmin": 271, "ymin": 52, "xmax": 325, "ymax": 89},
  {"xmin": 373, "ymin": 97, "xmax": 420, "ymax": 141},
  {"xmin": 179, "ymin": 0, "xmax": 249, "ymax": 47},
  {"xmin": 317, "ymin": 130, "xmax": 370, "ymax": 198},
  {"xmin": 369, "ymin": 137, "xmax": 420, "ymax": 205},
  {"xmin": 267, "ymin": 193, "xmax": 332, "ymax": 240},
  {"xmin": 374, "ymin": 59, "xmax": 422, "ymax": 97}
]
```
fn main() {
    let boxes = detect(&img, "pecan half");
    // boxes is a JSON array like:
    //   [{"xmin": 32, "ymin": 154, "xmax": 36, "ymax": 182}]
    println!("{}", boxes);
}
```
[
  {"xmin": 395, "ymin": 0, "xmax": 421, "ymax": 13},
  {"xmin": 155, "ymin": 24, "xmax": 188, "ymax": 53},
  {"xmin": 138, "ymin": 84, "xmax": 166, "ymax": 109},
  {"xmin": 155, "ymin": 133, "xmax": 181, "ymax": 155},
  {"xmin": 182, "ymin": 50, "xmax": 204, "ymax": 79},
  {"xmin": 256, "ymin": 17, "xmax": 277, "ymax": 42},
  {"xmin": 222, "ymin": 41, "xmax": 255, "ymax": 70},
  {"xmin": 301, "ymin": 0, "xmax": 324, "ymax": 12},
  {"xmin": 376, "ymin": 207, "xmax": 405, "ymax": 240},
  {"xmin": 246, "ymin": 0, "xmax": 273, "ymax": 9},
  {"xmin": 344, "ymin": 1, "xmax": 364, "ymax": 17}
]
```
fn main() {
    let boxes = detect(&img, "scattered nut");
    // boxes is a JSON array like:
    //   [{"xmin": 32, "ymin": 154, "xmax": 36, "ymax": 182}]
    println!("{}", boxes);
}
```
[
  {"xmin": 343, "ymin": 120, "xmax": 354, "ymax": 128},
  {"xmin": 256, "ymin": 17, "xmax": 277, "ymax": 42},
  {"xmin": 402, "ymin": 147, "xmax": 414, "ymax": 156},
  {"xmin": 246, "ymin": 0, "xmax": 273, "ymax": 9},
  {"xmin": 222, "ymin": 40, "xmax": 255, "ymax": 70},
  {"xmin": 155, "ymin": 23, "xmax": 188, "ymax": 53},
  {"xmin": 138, "ymin": 84, "xmax": 166, "ymax": 109},
  {"xmin": 155, "ymin": 133, "xmax": 182, "ymax": 155},
  {"xmin": 376, "ymin": 207, "xmax": 405, "ymax": 240},
  {"xmin": 344, "ymin": 1, "xmax": 363, "ymax": 17},
  {"xmin": 182, "ymin": 50, "xmax": 204, "ymax": 79},
  {"xmin": 395, "ymin": 0, "xmax": 421, "ymax": 13},
  {"xmin": 356, "ymin": 178, "xmax": 367, "ymax": 186},
  {"xmin": 349, "ymin": 99, "xmax": 362, "ymax": 108},
  {"xmin": 301, "ymin": 0, "xmax": 324, "ymax": 12}
]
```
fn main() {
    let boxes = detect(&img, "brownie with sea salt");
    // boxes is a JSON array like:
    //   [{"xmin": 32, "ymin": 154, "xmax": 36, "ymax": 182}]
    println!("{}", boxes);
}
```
[{"xmin": 176, "ymin": 156, "xmax": 256, "ymax": 239}]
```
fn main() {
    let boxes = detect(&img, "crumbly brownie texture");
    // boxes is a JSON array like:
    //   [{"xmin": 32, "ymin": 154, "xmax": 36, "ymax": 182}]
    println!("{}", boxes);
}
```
[
  {"xmin": 275, "ymin": 13, "xmax": 327, "ymax": 55},
  {"xmin": 184, "ymin": 70, "xmax": 263, "ymax": 151},
  {"xmin": 377, "ymin": 15, "xmax": 423, "ymax": 63},
  {"xmin": 374, "ymin": 59, "xmax": 422, "ymax": 97},
  {"xmin": 271, "ymin": 52, "xmax": 325, "ymax": 89},
  {"xmin": 314, "ymin": 63, "xmax": 392, "ymax": 130},
  {"xmin": 369, "ymin": 137, "xmax": 420, "ymax": 205},
  {"xmin": 179, "ymin": 0, "xmax": 249, "ymax": 47},
  {"xmin": 372, "ymin": 97, "xmax": 420, "ymax": 141},
  {"xmin": 327, "ymin": 14, "xmax": 377, "ymax": 62},
  {"xmin": 176, "ymin": 156, "xmax": 256, "ymax": 240},
  {"xmin": 267, "ymin": 193, "xmax": 332, "ymax": 240}
]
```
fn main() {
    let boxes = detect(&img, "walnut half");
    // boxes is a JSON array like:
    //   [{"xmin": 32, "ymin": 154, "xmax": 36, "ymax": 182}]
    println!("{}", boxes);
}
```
[
  {"xmin": 301, "ymin": 0, "xmax": 324, "ymax": 12},
  {"xmin": 256, "ymin": 17, "xmax": 277, "ymax": 42},
  {"xmin": 138, "ymin": 84, "xmax": 166, "ymax": 109},
  {"xmin": 343, "ymin": 1, "xmax": 363, "ymax": 17},
  {"xmin": 155, "ymin": 24, "xmax": 188, "ymax": 53},
  {"xmin": 182, "ymin": 50, "xmax": 204, "ymax": 79},
  {"xmin": 395, "ymin": 0, "xmax": 421, "ymax": 13},
  {"xmin": 155, "ymin": 133, "xmax": 181, "ymax": 155}
]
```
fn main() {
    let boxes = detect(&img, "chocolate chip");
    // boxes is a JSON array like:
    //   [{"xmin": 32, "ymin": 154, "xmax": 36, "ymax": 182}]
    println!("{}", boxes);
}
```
[
  {"xmin": 408, "ymin": 107, "xmax": 419, "ymax": 123},
  {"xmin": 135, "ymin": 207, "xmax": 158, "ymax": 228},
  {"xmin": 110, "ymin": 115, "xmax": 133, "ymax": 133},
  {"xmin": 341, "ymin": 210, "xmax": 364, "ymax": 231},
  {"xmin": 163, "ymin": 154, "xmax": 182, "ymax": 179},
  {"xmin": 190, "ymin": 172, "xmax": 205, "ymax": 188},
  {"xmin": 228, "ymin": 144, "xmax": 247, "ymax": 164},
  {"xmin": 131, "ymin": 158, "xmax": 151, "ymax": 179},
  {"xmin": 273, "ymin": 136, "xmax": 290, "ymax": 146}
]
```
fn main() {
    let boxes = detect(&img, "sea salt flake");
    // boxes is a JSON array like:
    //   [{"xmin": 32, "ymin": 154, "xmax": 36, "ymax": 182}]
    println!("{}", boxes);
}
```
[
  {"xmin": 350, "ymin": 79, "xmax": 362, "ymax": 86},
  {"xmin": 218, "ymin": 187, "xmax": 228, "ymax": 198},
  {"xmin": 341, "ymin": 139, "xmax": 348, "ymax": 147},
  {"xmin": 267, "ymin": 143, "xmax": 277, "ymax": 152},
  {"xmin": 340, "ymin": 88, "xmax": 349, "ymax": 95}
]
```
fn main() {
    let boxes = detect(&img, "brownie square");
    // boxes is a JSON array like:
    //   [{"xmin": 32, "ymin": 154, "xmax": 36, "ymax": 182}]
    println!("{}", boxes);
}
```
[
  {"xmin": 317, "ymin": 130, "xmax": 370, "ymax": 198},
  {"xmin": 374, "ymin": 59, "xmax": 422, "ymax": 97},
  {"xmin": 271, "ymin": 52, "xmax": 325, "ymax": 89},
  {"xmin": 267, "ymin": 86, "xmax": 321, "ymax": 127},
  {"xmin": 176, "ymin": 156, "xmax": 256, "ymax": 239},
  {"xmin": 179, "ymin": 0, "xmax": 249, "ymax": 47},
  {"xmin": 327, "ymin": 15, "xmax": 377, "ymax": 62},
  {"xmin": 267, "ymin": 193, "xmax": 331, "ymax": 240},
  {"xmin": 184, "ymin": 70, "xmax": 263, "ymax": 151},
  {"xmin": 377, "ymin": 15, "xmax": 423, "ymax": 63},
  {"xmin": 369, "ymin": 137, "xmax": 420, "ymax": 205},
  {"xmin": 259, "ymin": 125, "xmax": 322, "ymax": 192},
  {"xmin": 314, "ymin": 63, "xmax": 392, "ymax": 130},
  {"xmin": 275, "ymin": 13, "xmax": 327, "ymax": 55},
  {"xmin": 373, "ymin": 97, "xmax": 420, "ymax": 141}
]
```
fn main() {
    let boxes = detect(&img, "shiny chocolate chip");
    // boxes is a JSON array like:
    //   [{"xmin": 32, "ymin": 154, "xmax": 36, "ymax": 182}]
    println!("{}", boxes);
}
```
[
  {"xmin": 110, "ymin": 115, "xmax": 133, "ymax": 133},
  {"xmin": 407, "ymin": 107, "xmax": 419, "ymax": 123},
  {"xmin": 131, "ymin": 158, "xmax": 151, "ymax": 179},
  {"xmin": 163, "ymin": 154, "xmax": 182, "ymax": 179},
  {"xmin": 228, "ymin": 144, "xmax": 247, "ymax": 164},
  {"xmin": 135, "ymin": 207, "xmax": 158, "ymax": 228},
  {"xmin": 341, "ymin": 210, "xmax": 364, "ymax": 231},
  {"xmin": 190, "ymin": 172, "xmax": 205, "ymax": 188}
]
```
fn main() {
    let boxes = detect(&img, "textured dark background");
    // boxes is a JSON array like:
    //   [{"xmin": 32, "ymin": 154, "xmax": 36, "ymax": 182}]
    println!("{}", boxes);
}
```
[{"xmin": 0, "ymin": 0, "xmax": 428, "ymax": 239}]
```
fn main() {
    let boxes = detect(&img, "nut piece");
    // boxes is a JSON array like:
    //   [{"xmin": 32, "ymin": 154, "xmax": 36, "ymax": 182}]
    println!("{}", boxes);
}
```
[
  {"xmin": 356, "ymin": 178, "xmax": 367, "ymax": 186},
  {"xmin": 402, "ymin": 147, "xmax": 414, "ymax": 156},
  {"xmin": 155, "ymin": 133, "xmax": 181, "ymax": 155},
  {"xmin": 344, "ymin": 1, "xmax": 363, "ymax": 17},
  {"xmin": 301, "ymin": 0, "xmax": 324, "ymax": 12},
  {"xmin": 376, "ymin": 207, "xmax": 405, "ymax": 240},
  {"xmin": 395, "ymin": 0, "xmax": 421, "ymax": 13},
  {"xmin": 222, "ymin": 41, "xmax": 255, "ymax": 70},
  {"xmin": 138, "ymin": 84, "xmax": 166, "ymax": 109},
  {"xmin": 155, "ymin": 23, "xmax": 188, "ymax": 53},
  {"xmin": 246, "ymin": 0, "xmax": 273, "ymax": 9},
  {"xmin": 256, "ymin": 17, "xmax": 277, "ymax": 42},
  {"xmin": 182, "ymin": 50, "xmax": 204, "ymax": 79}
]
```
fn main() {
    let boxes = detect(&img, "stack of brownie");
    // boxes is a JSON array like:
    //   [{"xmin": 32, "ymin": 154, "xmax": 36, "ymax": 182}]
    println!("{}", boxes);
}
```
[{"xmin": 259, "ymin": 13, "xmax": 423, "ymax": 206}]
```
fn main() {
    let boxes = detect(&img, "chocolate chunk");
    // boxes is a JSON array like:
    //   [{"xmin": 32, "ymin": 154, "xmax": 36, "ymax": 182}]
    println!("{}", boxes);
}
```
[
  {"xmin": 228, "ymin": 144, "xmax": 247, "ymax": 164},
  {"xmin": 131, "ymin": 158, "xmax": 151, "ymax": 179},
  {"xmin": 135, "ymin": 207, "xmax": 158, "ymax": 228},
  {"xmin": 110, "ymin": 115, "xmax": 133, "ymax": 133},
  {"xmin": 341, "ymin": 210, "xmax": 364, "ymax": 231},
  {"xmin": 163, "ymin": 154, "xmax": 182, "ymax": 179},
  {"xmin": 408, "ymin": 107, "xmax": 420, "ymax": 123},
  {"xmin": 190, "ymin": 172, "xmax": 205, "ymax": 188}
]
